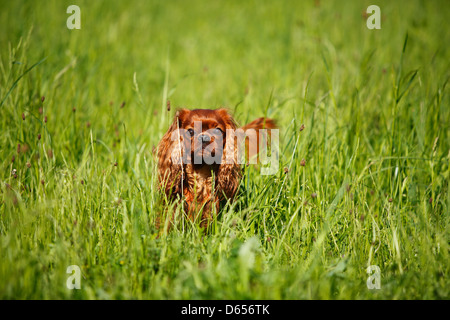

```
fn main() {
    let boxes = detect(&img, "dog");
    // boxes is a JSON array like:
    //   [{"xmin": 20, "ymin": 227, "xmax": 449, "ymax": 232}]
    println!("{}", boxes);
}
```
[{"xmin": 156, "ymin": 108, "xmax": 276, "ymax": 232}]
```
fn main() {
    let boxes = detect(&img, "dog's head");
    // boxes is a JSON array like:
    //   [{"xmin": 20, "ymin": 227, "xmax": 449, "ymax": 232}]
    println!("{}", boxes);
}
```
[
  {"xmin": 157, "ymin": 108, "xmax": 241, "ymax": 199},
  {"xmin": 173, "ymin": 108, "xmax": 236, "ymax": 165}
]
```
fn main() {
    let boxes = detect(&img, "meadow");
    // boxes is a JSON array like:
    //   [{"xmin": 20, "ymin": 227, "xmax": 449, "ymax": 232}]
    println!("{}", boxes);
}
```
[{"xmin": 0, "ymin": 0, "xmax": 448, "ymax": 299}]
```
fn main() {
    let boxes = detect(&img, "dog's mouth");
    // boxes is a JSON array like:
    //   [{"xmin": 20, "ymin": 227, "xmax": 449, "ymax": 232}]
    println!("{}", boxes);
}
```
[
  {"xmin": 191, "ymin": 143, "xmax": 223, "ymax": 165},
  {"xmin": 193, "ymin": 147, "xmax": 217, "ymax": 157}
]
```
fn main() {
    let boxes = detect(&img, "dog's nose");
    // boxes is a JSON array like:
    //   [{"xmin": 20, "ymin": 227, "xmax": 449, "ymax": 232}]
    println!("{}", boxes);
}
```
[{"xmin": 198, "ymin": 134, "xmax": 211, "ymax": 145}]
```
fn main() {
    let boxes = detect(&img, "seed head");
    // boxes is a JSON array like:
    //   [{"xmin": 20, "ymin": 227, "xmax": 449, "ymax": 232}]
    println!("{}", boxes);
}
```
[
  {"xmin": 361, "ymin": 10, "xmax": 369, "ymax": 19},
  {"xmin": 41, "ymin": 96, "xmax": 45, "ymax": 102},
  {"xmin": 38, "ymin": 133, "xmax": 41, "ymax": 140},
  {"xmin": 22, "ymin": 113, "xmax": 25, "ymax": 120}
]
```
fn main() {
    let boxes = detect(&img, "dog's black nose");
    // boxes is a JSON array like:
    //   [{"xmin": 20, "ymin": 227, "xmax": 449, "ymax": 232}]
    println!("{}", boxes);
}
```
[{"xmin": 198, "ymin": 134, "xmax": 211, "ymax": 144}]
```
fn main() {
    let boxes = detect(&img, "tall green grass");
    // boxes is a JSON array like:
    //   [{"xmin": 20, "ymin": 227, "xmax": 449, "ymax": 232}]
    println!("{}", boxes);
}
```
[{"xmin": 0, "ymin": 0, "xmax": 448, "ymax": 299}]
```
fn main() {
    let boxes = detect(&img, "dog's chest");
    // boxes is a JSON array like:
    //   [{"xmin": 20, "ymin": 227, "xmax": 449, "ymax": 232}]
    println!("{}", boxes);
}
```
[{"xmin": 185, "ymin": 165, "xmax": 216, "ymax": 201}]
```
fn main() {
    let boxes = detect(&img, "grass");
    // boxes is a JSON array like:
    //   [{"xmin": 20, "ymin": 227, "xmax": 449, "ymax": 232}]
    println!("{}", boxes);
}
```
[{"xmin": 0, "ymin": 0, "xmax": 449, "ymax": 299}]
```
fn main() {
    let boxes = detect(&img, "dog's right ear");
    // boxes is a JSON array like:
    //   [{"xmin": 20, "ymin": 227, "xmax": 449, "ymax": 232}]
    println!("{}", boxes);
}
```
[
  {"xmin": 157, "ymin": 108, "xmax": 191, "ymax": 196},
  {"xmin": 176, "ymin": 107, "xmax": 190, "ymax": 119},
  {"xmin": 170, "ymin": 108, "xmax": 190, "ymax": 130}
]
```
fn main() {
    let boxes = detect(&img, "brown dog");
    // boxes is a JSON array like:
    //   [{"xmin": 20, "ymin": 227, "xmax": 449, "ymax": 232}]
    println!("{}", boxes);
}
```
[{"xmin": 157, "ymin": 108, "xmax": 276, "ymax": 232}]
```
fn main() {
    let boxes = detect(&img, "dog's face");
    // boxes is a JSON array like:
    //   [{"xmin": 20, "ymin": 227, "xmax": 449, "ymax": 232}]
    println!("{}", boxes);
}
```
[{"xmin": 176, "ymin": 108, "xmax": 235, "ymax": 165}]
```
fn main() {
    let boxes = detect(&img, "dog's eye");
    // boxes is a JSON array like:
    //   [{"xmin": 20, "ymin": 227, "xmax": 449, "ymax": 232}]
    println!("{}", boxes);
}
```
[
  {"xmin": 188, "ymin": 129, "xmax": 195, "ymax": 136},
  {"xmin": 213, "ymin": 128, "xmax": 224, "ymax": 135}
]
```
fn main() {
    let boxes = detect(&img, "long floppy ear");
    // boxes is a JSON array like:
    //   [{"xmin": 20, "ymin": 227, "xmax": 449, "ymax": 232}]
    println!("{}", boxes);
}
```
[
  {"xmin": 216, "ymin": 108, "xmax": 242, "ymax": 200},
  {"xmin": 157, "ymin": 109, "xmax": 189, "ymax": 197}
]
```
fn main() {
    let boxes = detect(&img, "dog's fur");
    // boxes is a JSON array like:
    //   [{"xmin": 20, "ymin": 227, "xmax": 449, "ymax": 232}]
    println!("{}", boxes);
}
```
[{"xmin": 157, "ymin": 108, "xmax": 276, "ymax": 231}]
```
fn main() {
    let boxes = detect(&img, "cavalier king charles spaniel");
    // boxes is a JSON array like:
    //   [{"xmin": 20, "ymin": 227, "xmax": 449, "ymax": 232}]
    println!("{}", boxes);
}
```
[{"xmin": 157, "ymin": 108, "xmax": 276, "ymax": 232}]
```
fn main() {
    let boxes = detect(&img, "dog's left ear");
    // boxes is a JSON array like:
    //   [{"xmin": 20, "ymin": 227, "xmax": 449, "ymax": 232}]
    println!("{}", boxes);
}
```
[
  {"xmin": 215, "ymin": 108, "xmax": 238, "ymax": 129},
  {"xmin": 216, "ymin": 108, "xmax": 241, "ymax": 200}
]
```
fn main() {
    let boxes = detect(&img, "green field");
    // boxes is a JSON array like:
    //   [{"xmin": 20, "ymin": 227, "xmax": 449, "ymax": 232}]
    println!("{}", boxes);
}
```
[{"xmin": 0, "ymin": 0, "xmax": 448, "ymax": 299}]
